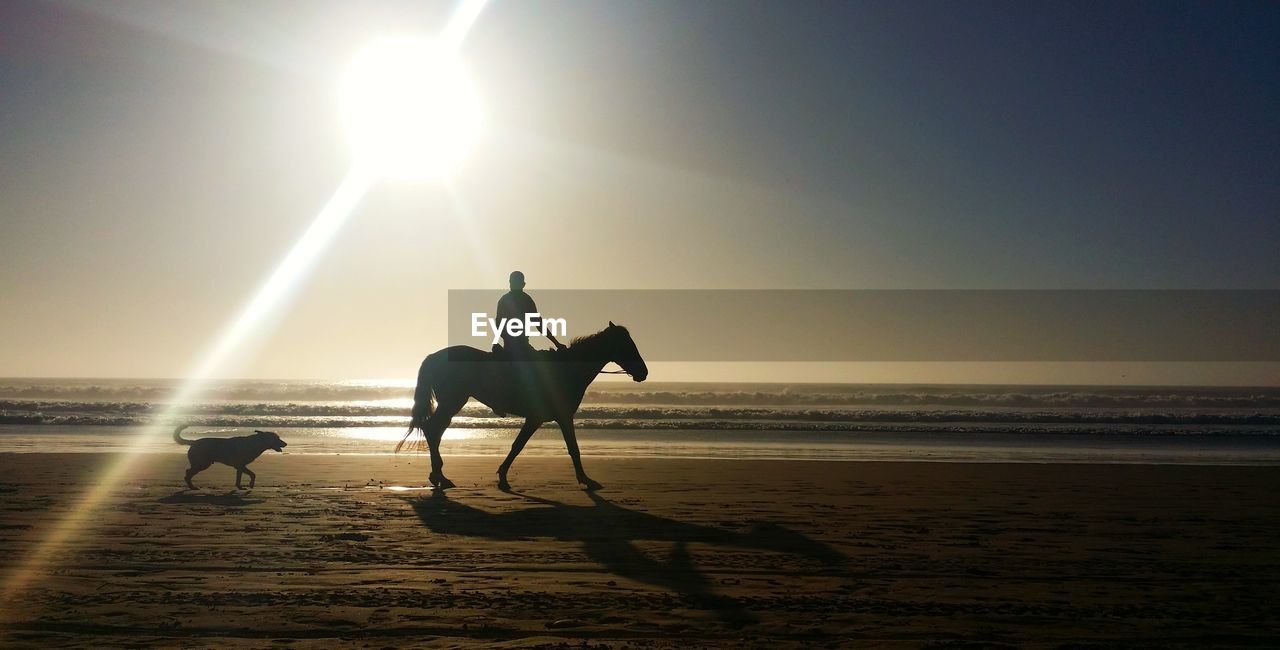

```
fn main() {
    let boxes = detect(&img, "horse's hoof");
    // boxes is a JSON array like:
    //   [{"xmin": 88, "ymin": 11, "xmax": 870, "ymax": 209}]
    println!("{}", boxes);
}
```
[
  {"xmin": 497, "ymin": 478, "xmax": 511, "ymax": 492},
  {"xmin": 429, "ymin": 473, "xmax": 456, "ymax": 490},
  {"xmin": 578, "ymin": 477, "xmax": 603, "ymax": 491}
]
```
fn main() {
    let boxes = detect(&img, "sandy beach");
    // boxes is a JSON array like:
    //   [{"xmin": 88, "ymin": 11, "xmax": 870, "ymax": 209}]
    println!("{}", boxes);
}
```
[{"xmin": 0, "ymin": 452, "xmax": 1277, "ymax": 647}]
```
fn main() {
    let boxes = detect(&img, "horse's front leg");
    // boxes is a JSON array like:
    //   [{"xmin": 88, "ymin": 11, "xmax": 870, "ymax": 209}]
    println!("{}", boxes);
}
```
[
  {"xmin": 498, "ymin": 418, "xmax": 541, "ymax": 491},
  {"xmin": 556, "ymin": 419, "xmax": 602, "ymax": 491}
]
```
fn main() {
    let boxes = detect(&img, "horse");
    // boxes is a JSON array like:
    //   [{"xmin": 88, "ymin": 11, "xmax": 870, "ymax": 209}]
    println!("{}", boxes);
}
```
[{"xmin": 400, "ymin": 322, "xmax": 648, "ymax": 491}]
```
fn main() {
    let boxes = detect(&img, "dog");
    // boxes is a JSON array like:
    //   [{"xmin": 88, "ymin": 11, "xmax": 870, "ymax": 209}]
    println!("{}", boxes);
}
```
[{"xmin": 174, "ymin": 425, "xmax": 287, "ymax": 489}]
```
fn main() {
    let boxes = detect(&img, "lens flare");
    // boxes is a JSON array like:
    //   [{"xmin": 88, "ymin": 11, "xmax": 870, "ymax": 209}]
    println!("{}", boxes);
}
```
[
  {"xmin": 1, "ymin": 0, "xmax": 490, "ymax": 609},
  {"xmin": 0, "ymin": 167, "xmax": 372, "ymax": 605}
]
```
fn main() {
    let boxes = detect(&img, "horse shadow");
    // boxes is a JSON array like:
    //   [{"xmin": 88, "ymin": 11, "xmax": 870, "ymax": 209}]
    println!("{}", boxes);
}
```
[
  {"xmin": 157, "ymin": 490, "xmax": 262, "ymax": 506},
  {"xmin": 408, "ymin": 490, "xmax": 844, "ymax": 625}
]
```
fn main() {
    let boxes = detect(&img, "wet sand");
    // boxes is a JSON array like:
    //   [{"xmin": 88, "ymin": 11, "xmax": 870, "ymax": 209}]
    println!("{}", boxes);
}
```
[{"xmin": 1, "ymin": 453, "xmax": 1278, "ymax": 647}]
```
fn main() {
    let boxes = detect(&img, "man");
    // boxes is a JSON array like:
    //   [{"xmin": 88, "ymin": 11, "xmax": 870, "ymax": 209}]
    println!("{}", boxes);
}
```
[{"xmin": 497, "ymin": 271, "xmax": 564, "ymax": 358}]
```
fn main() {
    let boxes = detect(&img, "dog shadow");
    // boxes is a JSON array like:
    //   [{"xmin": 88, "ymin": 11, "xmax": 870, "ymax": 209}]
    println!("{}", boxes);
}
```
[
  {"xmin": 158, "ymin": 490, "xmax": 263, "ymax": 507},
  {"xmin": 408, "ymin": 490, "xmax": 844, "ymax": 626}
]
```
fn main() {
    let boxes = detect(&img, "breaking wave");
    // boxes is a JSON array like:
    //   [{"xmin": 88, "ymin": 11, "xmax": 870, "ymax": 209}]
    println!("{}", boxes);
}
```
[{"xmin": 1, "ymin": 379, "xmax": 1278, "ymax": 435}]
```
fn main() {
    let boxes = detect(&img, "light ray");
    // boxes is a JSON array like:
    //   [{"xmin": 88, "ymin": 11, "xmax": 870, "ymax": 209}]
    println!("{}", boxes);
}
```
[
  {"xmin": 0, "ymin": 0, "xmax": 494, "ymax": 610},
  {"xmin": 189, "ymin": 167, "xmax": 374, "ymax": 382},
  {"xmin": 441, "ymin": 0, "xmax": 490, "ymax": 51},
  {"xmin": 0, "ymin": 166, "xmax": 372, "ymax": 605}
]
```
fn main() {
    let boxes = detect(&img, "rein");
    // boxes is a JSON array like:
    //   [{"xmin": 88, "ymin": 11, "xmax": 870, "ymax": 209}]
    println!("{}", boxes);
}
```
[
  {"xmin": 553, "ymin": 348, "xmax": 631, "ymax": 375},
  {"xmin": 560, "ymin": 336, "xmax": 633, "ymax": 376}
]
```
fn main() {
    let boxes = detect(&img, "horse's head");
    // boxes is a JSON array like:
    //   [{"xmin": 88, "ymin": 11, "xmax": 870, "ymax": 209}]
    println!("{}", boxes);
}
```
[{"xmin": 605, "ymin": 321, "xmax": 648, "ymax": 382}]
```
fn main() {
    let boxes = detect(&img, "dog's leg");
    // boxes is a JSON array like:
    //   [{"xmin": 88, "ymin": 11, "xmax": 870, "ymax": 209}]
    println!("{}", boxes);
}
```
[
  {"xmin": 185, "ymin": 461, "xmax": 210, "ymax": 489},
  {"xmin": 243, "ymin": 467, "xmax": 256, "ymax": 489},
  {"xmin": 235, "ymin": 468, "xmax": 245, "ymax": 490}
]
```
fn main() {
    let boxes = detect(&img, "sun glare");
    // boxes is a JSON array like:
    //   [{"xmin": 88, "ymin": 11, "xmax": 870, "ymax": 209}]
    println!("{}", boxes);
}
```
[
  {"xmin": 342, "ymin": 37, "xmax": 482, "ymax": 180},
  {"xmin": 3, "ymin": 2, "xmax": 493, "ymax": 608}
]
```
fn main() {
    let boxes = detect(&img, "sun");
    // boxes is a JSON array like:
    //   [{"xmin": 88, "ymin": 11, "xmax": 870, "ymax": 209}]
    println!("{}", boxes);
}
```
[{"xmin": 341, "ymin": 37, "xmax": 482, "ymax": 180}]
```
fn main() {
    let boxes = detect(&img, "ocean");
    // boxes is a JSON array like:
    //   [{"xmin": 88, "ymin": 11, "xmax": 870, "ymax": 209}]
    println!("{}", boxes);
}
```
[{"xmin": 2, "ymin": 378, "xmax": 1279, "ymax": 463}]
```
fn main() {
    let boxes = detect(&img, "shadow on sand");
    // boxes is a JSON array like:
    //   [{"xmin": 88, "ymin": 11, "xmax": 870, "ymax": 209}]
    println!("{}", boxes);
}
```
[
  {"xmin": 409, "ymin": 490, "xmax": 844, "ymax": 625},
  {"xmin": 157, "ymin": 490, "xmax": 263, "ymax": 506}
]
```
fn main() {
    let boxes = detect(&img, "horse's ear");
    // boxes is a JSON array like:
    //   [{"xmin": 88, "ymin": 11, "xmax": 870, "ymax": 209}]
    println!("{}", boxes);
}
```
[{"xmin": 608, "ymin": 320, "xmax": 615, "ymax": 328}]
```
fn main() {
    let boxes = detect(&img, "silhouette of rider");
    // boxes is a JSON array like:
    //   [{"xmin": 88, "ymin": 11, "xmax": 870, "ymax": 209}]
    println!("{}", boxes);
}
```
[{"xmin": 497, "ymin": 271, "xmax": 564, "ymax": 360}]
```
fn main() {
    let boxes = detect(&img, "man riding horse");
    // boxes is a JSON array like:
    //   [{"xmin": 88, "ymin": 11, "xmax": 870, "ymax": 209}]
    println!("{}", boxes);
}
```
[{"xmin": 400, "ymin": 272, "xmax": 648, "ymax": 492}]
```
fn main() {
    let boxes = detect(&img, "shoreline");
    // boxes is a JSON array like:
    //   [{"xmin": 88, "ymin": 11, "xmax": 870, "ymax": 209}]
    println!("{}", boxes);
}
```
[{"xmin": 6, "ymin": 423, "xmax": 1280, "ymax": 466}]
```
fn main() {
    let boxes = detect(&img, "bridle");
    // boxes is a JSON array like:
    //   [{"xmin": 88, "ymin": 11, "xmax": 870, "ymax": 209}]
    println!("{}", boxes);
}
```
[{"xmin": 564, "ymin": 329, "xmax": 638, "ymax": 376}]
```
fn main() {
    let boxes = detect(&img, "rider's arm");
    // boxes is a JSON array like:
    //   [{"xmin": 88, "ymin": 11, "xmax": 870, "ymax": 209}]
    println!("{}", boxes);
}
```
[{"xmin": 526, "ymin": 296, "xmax": 565, "ymax": 350}]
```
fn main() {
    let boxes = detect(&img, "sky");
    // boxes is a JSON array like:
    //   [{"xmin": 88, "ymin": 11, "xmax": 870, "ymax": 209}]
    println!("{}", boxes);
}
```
[{"xmin": 0, "ymin": 0, "xmax": 1277, "ymax": 382}]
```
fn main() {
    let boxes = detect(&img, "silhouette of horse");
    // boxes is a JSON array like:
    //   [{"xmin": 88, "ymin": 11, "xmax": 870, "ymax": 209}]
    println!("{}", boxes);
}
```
[{"xmin": 401, "ymin": 322, "xmax": 648, "ymax": 491}]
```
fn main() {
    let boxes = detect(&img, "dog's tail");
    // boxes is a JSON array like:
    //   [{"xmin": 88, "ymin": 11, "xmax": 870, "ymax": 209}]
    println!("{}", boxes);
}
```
[
  {"xmin": 397, "ymin": 353, "xmax": 440, "ymax": 453},
  {"xmin": 173, "ymin": 424, "xmax": 194, "ymax": 446}
]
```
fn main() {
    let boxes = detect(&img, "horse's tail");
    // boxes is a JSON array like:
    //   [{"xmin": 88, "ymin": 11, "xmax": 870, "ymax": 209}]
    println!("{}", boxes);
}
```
[{"xmin": 397, "ymin": 353, "xmax": 440, "ymax": 453}]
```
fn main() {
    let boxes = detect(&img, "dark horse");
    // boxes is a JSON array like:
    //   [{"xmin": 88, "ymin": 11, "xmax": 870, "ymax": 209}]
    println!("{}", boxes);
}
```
[{"xmin": 401, "ymin": 322, "xmax": 647, "ymax": 491}]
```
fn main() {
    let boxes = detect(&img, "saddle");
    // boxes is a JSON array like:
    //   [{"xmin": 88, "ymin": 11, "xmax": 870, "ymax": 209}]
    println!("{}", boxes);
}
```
[
  {"xmin": 490, "ymin": 344, "xmax": 555, "ymax": 362},
  {"xmin": 487, "ymin": 344, "xmax": 552, "ymax": 417}
]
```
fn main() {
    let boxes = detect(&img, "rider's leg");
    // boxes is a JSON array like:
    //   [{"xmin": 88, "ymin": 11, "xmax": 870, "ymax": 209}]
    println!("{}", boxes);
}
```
[
  {"xmin": 556, "ymin": 419, "xmax": 602, "ymax": 490},
  {"xmin": 498, "ymin": 418, "xmax": 541, "ymax": 490}
]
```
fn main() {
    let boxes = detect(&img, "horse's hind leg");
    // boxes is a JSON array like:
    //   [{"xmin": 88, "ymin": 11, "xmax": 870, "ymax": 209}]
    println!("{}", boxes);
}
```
[
  {"xmin": 425, "ymin": 395, "xmax": 467, "ymax": 490},
  {"xmin": 556, "ymin": 419, "xmax": 602, "ymax": 491},
  {"xmin": 497, "ymin": 419, "xmax": 541, "ymax": 491}
]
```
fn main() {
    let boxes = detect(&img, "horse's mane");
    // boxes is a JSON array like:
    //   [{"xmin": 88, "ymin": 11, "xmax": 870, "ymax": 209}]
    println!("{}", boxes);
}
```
[
  {"xmin": 569, "ymin": 325, "xmax": 627, "ymax": 349},
  {"xmin": 554, "ymin": 325, "xmax": 628, "ymax": 361}
]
